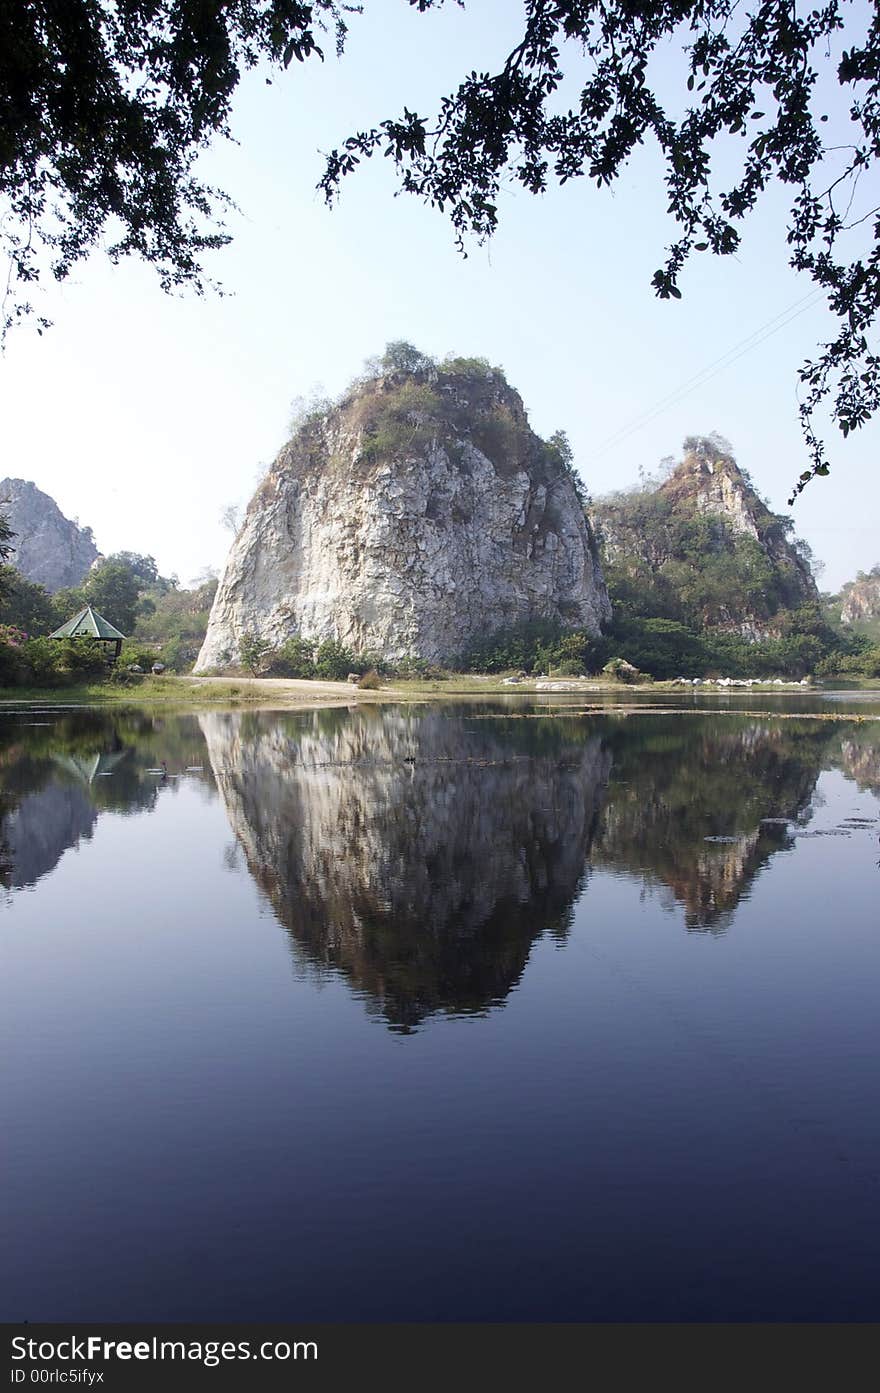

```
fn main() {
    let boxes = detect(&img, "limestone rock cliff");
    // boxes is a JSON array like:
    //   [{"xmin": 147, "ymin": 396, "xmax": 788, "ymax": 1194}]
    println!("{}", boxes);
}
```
[
  {"xmin": 0, "ymin": 478, "xmax": 100, "ymax": 592},
  {"xmin": 196, "ymin": 361, "xmax": 610, "ymax": 670},
  {"xmin": 836, "ymin": 733, "xmax": 880, "ymax": 797},
  {"xmin": 591, "ymin": 436, "xmax": 818, "ymax": 639}
]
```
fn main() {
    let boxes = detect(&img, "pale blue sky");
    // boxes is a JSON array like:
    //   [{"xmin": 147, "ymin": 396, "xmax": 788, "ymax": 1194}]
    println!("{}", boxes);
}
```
[{"xmin": 1, "ymin": 0, "xmax": 877, "ymax": 591}]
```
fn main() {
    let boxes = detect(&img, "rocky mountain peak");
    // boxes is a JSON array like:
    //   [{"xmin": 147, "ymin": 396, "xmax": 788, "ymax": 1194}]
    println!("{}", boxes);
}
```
[
  {"xmin": 196, "ymin": 357, "xmax": 610, "ymax": 670},
  {"xmin": 590, "ymin": 436, "xmax": 819, "ymax": 640},
  {"xmin": 659, "ymin": 437, "xmax": 771, "ymax": 540},
  {"xmin": 0, "ymin": 477, "xmax": 100, "ymax": 592}
]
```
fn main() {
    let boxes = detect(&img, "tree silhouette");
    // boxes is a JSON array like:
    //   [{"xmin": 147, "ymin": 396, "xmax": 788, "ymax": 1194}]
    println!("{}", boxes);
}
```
[
  {"xmin": 3, "ymin": 2, "xmax": 880, "ymax": 493},
  {"xmin": 322, "ymin": 1, "xmax": 880, "ymax": 498},
  {"xmin": 0, "ymin": 0, "xmax": 350, "ymax": 333}
]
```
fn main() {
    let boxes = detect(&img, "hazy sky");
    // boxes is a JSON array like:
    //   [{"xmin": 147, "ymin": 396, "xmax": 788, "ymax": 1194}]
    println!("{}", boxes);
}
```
[{"xmin": 1, "ymin": 0, "xmax": 877, "ymax": 592}]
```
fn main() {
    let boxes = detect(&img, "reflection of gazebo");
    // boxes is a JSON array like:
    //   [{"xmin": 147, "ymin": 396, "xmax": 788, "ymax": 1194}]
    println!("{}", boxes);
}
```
[
  {"xmin": 48, "ymin": 605, "xmax": 125, "ymax": 661},
  {"xmin": 51, "ymin": 751, "xmax": 128, "ymax": 784}
]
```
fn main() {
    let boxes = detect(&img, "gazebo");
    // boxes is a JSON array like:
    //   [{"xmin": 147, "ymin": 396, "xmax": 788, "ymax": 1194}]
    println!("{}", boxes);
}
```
[{"xmin": 48, "ymin": 604, "xmax": 126, "ymax": 661}]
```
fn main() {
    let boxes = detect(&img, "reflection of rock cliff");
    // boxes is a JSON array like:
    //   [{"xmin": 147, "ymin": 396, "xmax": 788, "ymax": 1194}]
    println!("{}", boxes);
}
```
[
  {"xmin": 836, "ymin": 734, "xmax": 880, "ymax": 797},
  {"xmin": 594, "ymin": 718, "xmax": 832, "ymax": 931},
  {"xmin": 0, "ymin": 783, "xmax": 97, "ymax": 889},
  {"xmin": 201, "ymin": 708, "xmax": 610, "ymax": 1030}
]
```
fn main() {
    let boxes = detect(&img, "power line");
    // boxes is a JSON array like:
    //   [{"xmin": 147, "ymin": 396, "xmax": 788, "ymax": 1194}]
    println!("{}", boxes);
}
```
[{"xmin": 587, "ymin": 289, "xmax": 825, "ymax": 462}]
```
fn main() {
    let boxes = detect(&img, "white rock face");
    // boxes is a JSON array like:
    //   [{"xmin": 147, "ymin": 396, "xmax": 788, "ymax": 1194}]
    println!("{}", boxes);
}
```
[
  {"xmin": 689, "ymin": 456, "xmax": 761, "ymax": 538},
  {"xmin": 195, "ymin": 369, "xmax": 610, "ymax": 669}
]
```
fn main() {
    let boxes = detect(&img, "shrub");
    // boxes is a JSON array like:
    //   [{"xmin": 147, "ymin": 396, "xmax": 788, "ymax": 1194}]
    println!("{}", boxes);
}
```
[
  {"xmin": 107, "ymin": 667, "xmax": 145, "ymax": 686},
  {"xmin": 860, "ymin": 646, "xmax": 880, "ymax": 677},
  {"xmin": 267, "ymin": 636, "xmax": 316, "ymax": 679},
  {"xmin": 462, "ymin": 620, "xmax": 565, "ymax": 674},
  {"xmin": 543, "ymin": 430, "xmax": 590, "ymax": 506},
  {"xmin": 357, "ymin": 649, "xmax": 393, "ymax": 677},
  {"xmin": 381, "ymin": 341, "xmax": 436, "ymax": 375},
  {"xmin": 0, "ymin": 638, "xmax": 25, "ymax": 685},
  {"xmin": 118, "ymin": 643, "xmax": 162, "ymax": 671},
  {"xmin": 603, "ymin": 657, "xmax": 645, "ymax": 684},
  {"xmin": 607, "ymin": 616, "xmax": 707, "ymax": 679},
  {"xmin": 1, "ymin": 636, "xmax": 109, "ymax": 688},
  {"xmin": 18, "ymin": 637, "xmax": 65, "ymax": 686},
  {"xmin": 440, "ymin": 354, "xmax": 498, "ymax": 378},
  {"xmin": 357, "ymin": 669, "xmax": 382, "ymax": 690},
  {"xmin": 359, "ymin": 381, "xmax": 443, "ymax": 463},
  {"xmin": 461, "ymin": 621, "xmax": 610, "ymax": 676},
  {"xmin": 159, "ymin": 635, "xmax": 199, "ymax": 672},
  {"xmin": 61, "ymin": 638, "xmax": 109, "ymax": 678},
  {"xmin": 469, "ymin": 405, "xmax": 523, "ymax": 472},
  {"xmin": 823, "ymin": 644, "xmax": 880, "ymax": 678},
  {"xmin": 390, "ymin": 655, "xmax": 438, "ymax": 680},
  {"xmin": 238, "ymin": 633, "xmax": 273, "ymax": 676},
  {"xmin": 313, "ymin": 639, "xmax": 356, "ymax": 681}
]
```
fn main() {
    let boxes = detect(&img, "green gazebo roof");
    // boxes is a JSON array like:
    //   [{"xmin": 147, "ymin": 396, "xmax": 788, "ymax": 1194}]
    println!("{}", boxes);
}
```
[{"xmin": 49, "ymin": 604, "xmax": 126, "ymax": 641}]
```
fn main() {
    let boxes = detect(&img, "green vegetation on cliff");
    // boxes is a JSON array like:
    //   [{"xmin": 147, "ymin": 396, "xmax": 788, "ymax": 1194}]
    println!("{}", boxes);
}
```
[
  {"xmin": 592, "ymin": 437, "xmax": 817, "ymax": 628},
  {"xmin": 824, "ymin": 565, "xmax": 880, "ymax": 641},
  {"xmin": 587, "ymin": 436, "xmax": 869, "ymax": 679},
  {"xmin": 306, "ymin": 342, "xmax": 591, "ymax": 513}
]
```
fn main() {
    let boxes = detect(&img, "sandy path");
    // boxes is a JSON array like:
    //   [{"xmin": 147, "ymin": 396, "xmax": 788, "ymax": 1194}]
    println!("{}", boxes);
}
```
[{"xmin": 184, "ymin": 675, "xmax": 402, "ymax": 702}]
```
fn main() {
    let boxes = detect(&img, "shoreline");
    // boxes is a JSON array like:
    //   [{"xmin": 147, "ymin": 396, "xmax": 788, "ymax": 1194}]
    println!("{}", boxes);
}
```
[{"xmin": 0, "ymin": 672, "xmax": 878, "ymax": 717}]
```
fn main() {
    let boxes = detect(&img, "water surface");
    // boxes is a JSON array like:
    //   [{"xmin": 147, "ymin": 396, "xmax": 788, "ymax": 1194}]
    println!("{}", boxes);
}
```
[{"xmin": 1, "ymin": 701, "xmax": 878, "ymax": 1320}]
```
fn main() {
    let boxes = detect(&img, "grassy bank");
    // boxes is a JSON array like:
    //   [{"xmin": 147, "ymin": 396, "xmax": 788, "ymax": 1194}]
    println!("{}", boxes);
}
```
[
  {"xmin": 0, "ymin": 675, "xmax": 372, "ymax": 707},
  {"xmin": 0, "ymin": 672, "xmax": 701, "ymax": 705},
  {"xmin": 3, "ymin": 672, "xmax": 878, "ymax": 708}
]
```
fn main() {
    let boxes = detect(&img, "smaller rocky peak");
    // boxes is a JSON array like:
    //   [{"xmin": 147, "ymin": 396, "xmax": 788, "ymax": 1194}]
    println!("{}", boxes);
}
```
[
  {"xmin": 659, "ymin": 436, "xmax": 769, "ymax": 540},
  {"xmin": 0, "ymin": 478, "xmax": 101, "ymax": 592},
  {"xmin": 590, "ymin": 434, "xmax": 819, "ymax": 639}
]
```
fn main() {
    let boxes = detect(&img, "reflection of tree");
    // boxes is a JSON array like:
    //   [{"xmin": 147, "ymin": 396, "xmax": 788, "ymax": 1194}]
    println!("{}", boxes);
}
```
[
  {"xmin": 593, "ymin": 716, "xmax": 837, "ymax": 931},
  {"xmin": 201, "ymin": 707, "xmax": 611, "ymax": 1031}
]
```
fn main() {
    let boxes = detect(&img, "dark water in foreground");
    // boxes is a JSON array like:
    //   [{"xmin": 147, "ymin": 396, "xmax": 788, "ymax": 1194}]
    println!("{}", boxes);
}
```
[{"xmin": 1, "ymin": 701, "xmax": 878, "ymax": 1321}]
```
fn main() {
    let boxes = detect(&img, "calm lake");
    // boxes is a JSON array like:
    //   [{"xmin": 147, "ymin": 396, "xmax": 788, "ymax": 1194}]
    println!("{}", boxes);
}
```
[{"xmin": 1, "ymin": 697, "xmax": 878, "ymax": 1321}]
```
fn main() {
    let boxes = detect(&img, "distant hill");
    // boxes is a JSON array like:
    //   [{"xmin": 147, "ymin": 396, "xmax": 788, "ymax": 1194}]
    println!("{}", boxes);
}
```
[
  {"xmin": 0, "ymin": 478, "xmax": 100, "ymax": 592},
  {"xmin": 833, "ymin": 567, "xmax": 880, "ymax": 637}
]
